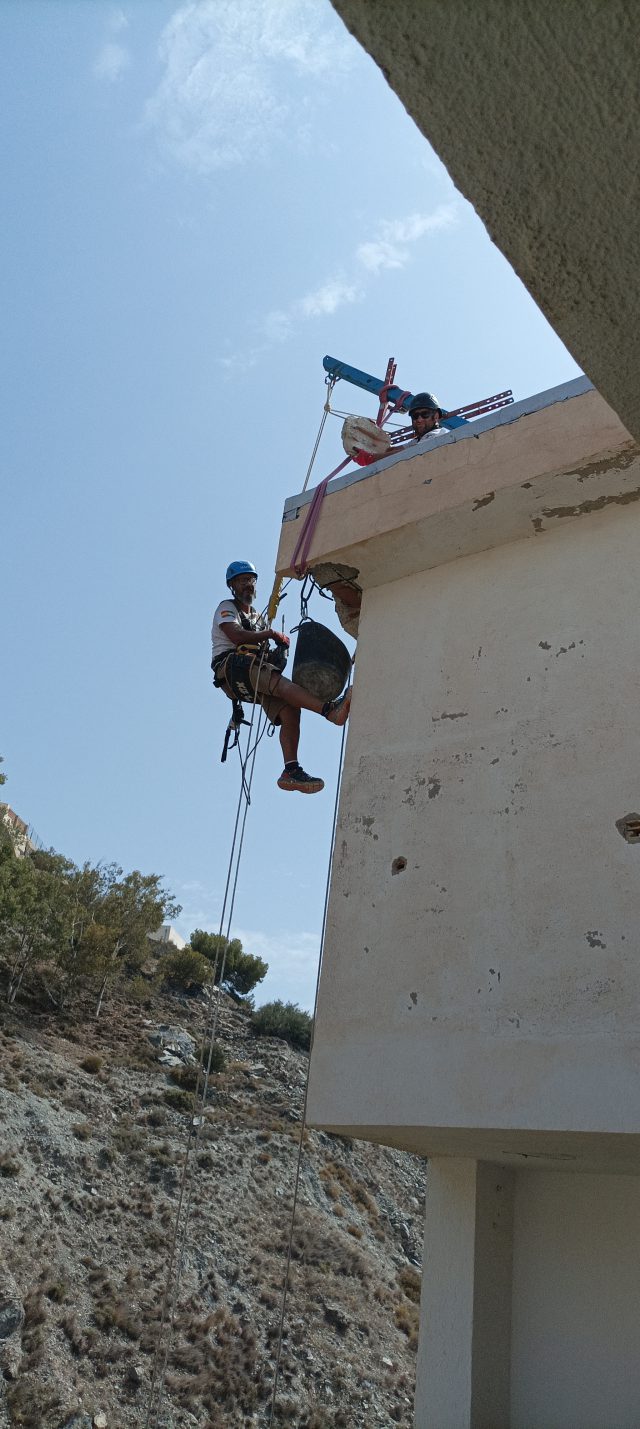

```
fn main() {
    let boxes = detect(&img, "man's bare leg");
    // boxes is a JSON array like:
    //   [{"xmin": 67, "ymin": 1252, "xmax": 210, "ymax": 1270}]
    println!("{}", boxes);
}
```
[
  {"xmin": 270, "ymin": 674, "xmax": 326, "ymax": 715},
  {"xmin": 279, "ymin": 706, "xmax": 301, "ymax": 765},
  {"xmin": 270, "ymin": 674, "xmax": 351, "ymax": 723}
]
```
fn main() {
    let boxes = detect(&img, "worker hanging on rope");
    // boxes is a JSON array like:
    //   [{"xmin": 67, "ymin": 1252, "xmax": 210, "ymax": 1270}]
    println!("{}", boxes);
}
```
[{"xmin": 211, "ymin": 561, "xmax": 351, "ymax": 795}]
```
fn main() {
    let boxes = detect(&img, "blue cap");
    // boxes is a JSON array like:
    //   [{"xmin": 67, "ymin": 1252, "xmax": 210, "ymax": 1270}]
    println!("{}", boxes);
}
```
[{"xmin": 226, "ymin": 561, "xmax": 257, "ymax": 586}]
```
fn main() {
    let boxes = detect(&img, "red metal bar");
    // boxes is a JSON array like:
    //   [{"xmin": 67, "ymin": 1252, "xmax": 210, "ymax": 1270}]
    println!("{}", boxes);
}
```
[{"xmin": 448, "ymin": 390, "xmax": 513, "ymax": 418}]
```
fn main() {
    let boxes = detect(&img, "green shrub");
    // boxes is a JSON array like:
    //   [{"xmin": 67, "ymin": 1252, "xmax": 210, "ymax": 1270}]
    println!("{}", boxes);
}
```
[
  {"xmin": 163, "ymin": 1087, "xmax": 193, "ymax": 1113},
  {"xmin": 170, "ymin": 1064, "xmax": 198, "ymax": 1091},
  {"xmin": 157, "ymin": 947, "xmax": 213, "ymax": 991},
  {"xmin": 127, "ymin": 973, "xmax": 153, "ymax": 1005},
  {"xmin": 72, "ymin": 1122, "xmax": 92, "ymax": 1141},
  {"xmin": 251, "ymin": 1001, "xmax": 312, "ymax": 1051},
  {"xmin": 398, "ymin": 1265, "xmax": 421, "ymax": 1304},
  {"xmin": 189, "ymin": 929, "xmax": 268, "ymax": 997},
  {"xmin": 199, "ymin": 1040, "xmax": 226, "ymax": 1074}
]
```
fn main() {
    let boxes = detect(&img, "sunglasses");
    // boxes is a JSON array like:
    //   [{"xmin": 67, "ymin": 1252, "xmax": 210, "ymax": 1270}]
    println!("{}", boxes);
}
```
[{"xmin": 411, "ymin": 409, "xmax": 437, "ymax": 420}]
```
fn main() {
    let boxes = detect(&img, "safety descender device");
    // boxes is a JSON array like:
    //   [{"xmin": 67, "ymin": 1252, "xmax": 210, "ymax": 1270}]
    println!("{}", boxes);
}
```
[{"xmin": 221, "ymin": 699, "xmax": 249, "ymax": 763}]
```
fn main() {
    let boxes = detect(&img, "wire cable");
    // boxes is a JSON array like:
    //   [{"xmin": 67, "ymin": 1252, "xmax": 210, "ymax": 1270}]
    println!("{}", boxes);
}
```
[
  {"xmin": 267, "ymin": 715, "xmax": 348, "ymax": 1425},
  {"xmin": 301, "ymin": 376, "xmax": 336, "ymax": 493}
]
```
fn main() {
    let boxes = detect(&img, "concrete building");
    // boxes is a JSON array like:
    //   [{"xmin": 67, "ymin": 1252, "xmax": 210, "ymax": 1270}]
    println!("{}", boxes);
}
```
[
  {"xmin": 147, "ymin": 924, "xmax": 186, "ymax": 952},
  {"xmin": 276, "ymin": 380, "xmax": 640, "ymax": 1426},
  {"xmin": 0, "ymin": 804, "xmax": 37, "ymax": 858}
]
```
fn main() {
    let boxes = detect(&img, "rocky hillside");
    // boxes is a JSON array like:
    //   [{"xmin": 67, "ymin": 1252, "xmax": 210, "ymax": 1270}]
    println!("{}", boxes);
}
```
[{"xmin": 0, "ymin": 984, "xmax": 426, "ymax": 1428}]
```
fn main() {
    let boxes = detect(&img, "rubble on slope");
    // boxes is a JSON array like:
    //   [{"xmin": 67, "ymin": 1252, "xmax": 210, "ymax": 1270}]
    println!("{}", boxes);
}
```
[{"xmin": 0, "ymin": 985, "xmax": 426, "ymax": 1428}]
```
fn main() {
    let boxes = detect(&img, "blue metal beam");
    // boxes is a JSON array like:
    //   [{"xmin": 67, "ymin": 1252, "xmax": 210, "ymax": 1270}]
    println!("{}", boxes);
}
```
[{"xmin": 323, "ymin": 355, "xmax": 468, "ymax": 429}]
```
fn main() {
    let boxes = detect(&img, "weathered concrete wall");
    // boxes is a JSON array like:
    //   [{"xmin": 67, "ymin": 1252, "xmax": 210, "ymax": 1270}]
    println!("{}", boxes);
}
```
[
  {"xmin": 415, "ymin": 1162, "xmax": 640, "ymax": 1426},
  {"xmin": 307, "ymin": 496, "xmax": 640, "ymax": 1164},
  {"xmin": 416, "ymin": 1160, "xmax": 514, "ymax": 1427},
  {"xmin": 510, "ymin": 1170, "xmax": 640, "ymax": 1427},
  {"xmin": 330, "ymin": 0, "xmax": 640, "ymax": 440}
]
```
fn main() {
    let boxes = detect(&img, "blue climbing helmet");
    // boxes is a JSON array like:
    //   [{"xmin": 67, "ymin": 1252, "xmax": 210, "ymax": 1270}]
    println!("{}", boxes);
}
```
[
  {"xmin": 226, "ymin": 560, "xmax": 257, "ymax": 588},
  {"xmin": 409, "ymin": 391, "xmax": 441, "ymax": 415}
]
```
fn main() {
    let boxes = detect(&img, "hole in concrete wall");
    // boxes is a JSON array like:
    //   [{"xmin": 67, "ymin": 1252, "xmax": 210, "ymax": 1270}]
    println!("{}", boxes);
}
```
[
  {"xmin": 391, "ymin": 857, "xmax": 407, "ymax": 876},
  {"xmin": 616, "ymin": 813, "xmax": 640, "ymax": 843}
]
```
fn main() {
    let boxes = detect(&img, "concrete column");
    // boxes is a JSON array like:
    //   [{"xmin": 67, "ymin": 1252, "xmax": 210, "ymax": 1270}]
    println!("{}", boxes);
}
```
[{"xmin": 415, "ymin": 1160, "xmax": 514, "ymax": 1429}]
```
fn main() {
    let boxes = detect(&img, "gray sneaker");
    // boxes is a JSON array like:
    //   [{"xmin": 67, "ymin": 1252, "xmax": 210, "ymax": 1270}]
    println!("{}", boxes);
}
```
[
  {"xmin": 324, "ymin": 688, "xmax": 352, "ymax": 726},
  {"xmin": 277, "ymin": 765, "xmax": 325, "ymax": 794}
]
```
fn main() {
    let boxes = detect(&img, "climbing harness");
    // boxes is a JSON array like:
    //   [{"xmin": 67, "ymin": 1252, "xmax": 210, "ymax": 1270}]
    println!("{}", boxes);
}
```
[{"xmin": 212, "ymin": 593, "xmax": 289, "ymax": 762}]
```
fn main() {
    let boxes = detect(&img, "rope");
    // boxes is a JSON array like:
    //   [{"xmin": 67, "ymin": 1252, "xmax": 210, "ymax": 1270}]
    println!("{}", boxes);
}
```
[
  {"xmin": 265, "ymin": 374, "xmax": 342, "ymax": 614},
  {"xmin": 267, "ymin": 714, "xmax": 348, "ymax": 1425},
  {"xmin": 144, "ymin": 649, "xmax": 270, "ymax": 1429},
  {"xmin": 301, "ymin": 376, "xmax": 336, "ymax": 493}
]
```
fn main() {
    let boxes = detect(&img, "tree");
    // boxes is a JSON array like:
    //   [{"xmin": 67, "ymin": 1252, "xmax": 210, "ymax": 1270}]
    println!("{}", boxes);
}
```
[
  {"xmin": 251, "ymin": 1000, "xmax": 312, "ymax": 1050},
  {"xmin": 189, "ymin": 929, "xmax": 268, "ymax": 999},
  {"xmin": 53, "ymin": 861, "xmax": 109, "ymax": 1006},
  {"xmin": 0, "ymin": 846, "xmax": 73, "ymax": 1004},
  {"xmin": 157, "ymin": 946, "xmax": 213, "ymax": 992},
  {"xmin": 89, "ymin": 867, "xmax": 181, "ymax": 1017}
]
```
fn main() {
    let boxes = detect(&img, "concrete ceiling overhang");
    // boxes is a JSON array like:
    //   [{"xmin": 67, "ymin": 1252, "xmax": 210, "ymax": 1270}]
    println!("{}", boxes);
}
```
[{"xmin": 330, "ymin": 0, "xmax": 640, "ymax": 439}]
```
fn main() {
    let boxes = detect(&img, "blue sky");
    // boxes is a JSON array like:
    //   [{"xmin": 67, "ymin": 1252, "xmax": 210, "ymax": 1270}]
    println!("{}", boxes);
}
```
[{"xmin": 1, "ymin": 0, "xmax": 581, "ymax": 1009}]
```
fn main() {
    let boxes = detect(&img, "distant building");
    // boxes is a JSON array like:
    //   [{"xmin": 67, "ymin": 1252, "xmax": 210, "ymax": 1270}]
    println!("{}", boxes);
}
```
[
  {"xmin": 147, "ymin": 925, "xmax": 186, "ymax": 952},
  {"xmin": 0, "ymin": 804, "xmax": 36, "ymax": 858}
]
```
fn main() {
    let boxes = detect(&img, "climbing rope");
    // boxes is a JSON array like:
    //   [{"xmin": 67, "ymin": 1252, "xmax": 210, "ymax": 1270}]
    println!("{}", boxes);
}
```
[
  {"xmin": 301, "ymin": 374, "xmax": 337, "ymax": 493},
  {"xmin": 144, "ymin": 649, "xmax": 270, "ymax": 1429},
  {"xmin": 267, "ymin": 715, "xmax": 348, "ymax": 1425},
  {"xmin": 266, "ymin": 376, "xmax": 340, "ymax": 621}
]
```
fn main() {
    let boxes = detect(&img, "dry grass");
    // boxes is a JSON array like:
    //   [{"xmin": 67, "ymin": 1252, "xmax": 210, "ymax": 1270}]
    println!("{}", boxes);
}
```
[
  {"xmin": 0, "ymin": 1151, "xmax": 21, "ymax": 1176},
  {"xmin": 79, "ymin": 1053, "xmax": 103, "ymax": 1074},
  {"xmin": 398, "ymin": 1265, "xmax": 421, "ymax": 1304}
]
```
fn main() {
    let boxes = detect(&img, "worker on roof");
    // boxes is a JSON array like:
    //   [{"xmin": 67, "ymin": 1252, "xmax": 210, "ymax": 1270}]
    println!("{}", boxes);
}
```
[
  {"xmin": 408, "ymin": 391, "xmax": 442, "ymax": 441},
  {"xmin": 212, "ymin": 562, "xmax": 351, "ymax": 795}
]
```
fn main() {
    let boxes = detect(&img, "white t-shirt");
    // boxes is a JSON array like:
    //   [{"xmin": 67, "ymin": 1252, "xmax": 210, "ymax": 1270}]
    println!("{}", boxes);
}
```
[{"xmin": 211, "ymin": 599, "xmax": 266, "ymax": 660}]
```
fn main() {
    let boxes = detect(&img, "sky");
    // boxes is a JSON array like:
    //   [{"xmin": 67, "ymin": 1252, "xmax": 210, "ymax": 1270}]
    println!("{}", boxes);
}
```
[{"xmin": 1, "ymin": 0, "xmax": 582, "ymax": 1011}]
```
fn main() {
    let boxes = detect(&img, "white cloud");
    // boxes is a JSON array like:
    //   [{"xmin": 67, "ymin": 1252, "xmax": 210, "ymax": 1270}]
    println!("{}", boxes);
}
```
[
  {"xmin": 171, "ymin": 908, "xmax": 320, "ymax": 1010},
  {"xmin": 298, "ymin": 277, "xmax": 361, "ymax": 319},
  {"xmin": 145, "ymin": 0, "xmax": 352, "ymax": 172},
  {"xmin": 220, "ymin": 203, "xmax": 459, "ymax": 371},
  {"xmin": 234, "ymin": 926, "xmax": 320, "ymax": 1010},
  {"xmin": 356, "ymin": 204, "xmax": 458, "ymax": 274},
  {"xmin": 93, "ymin": 41, "xmax": 131, "ymax": 82},
  {"xmin": 220, "ymin": 275, "xmax": 362, "ymax": 373}
]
